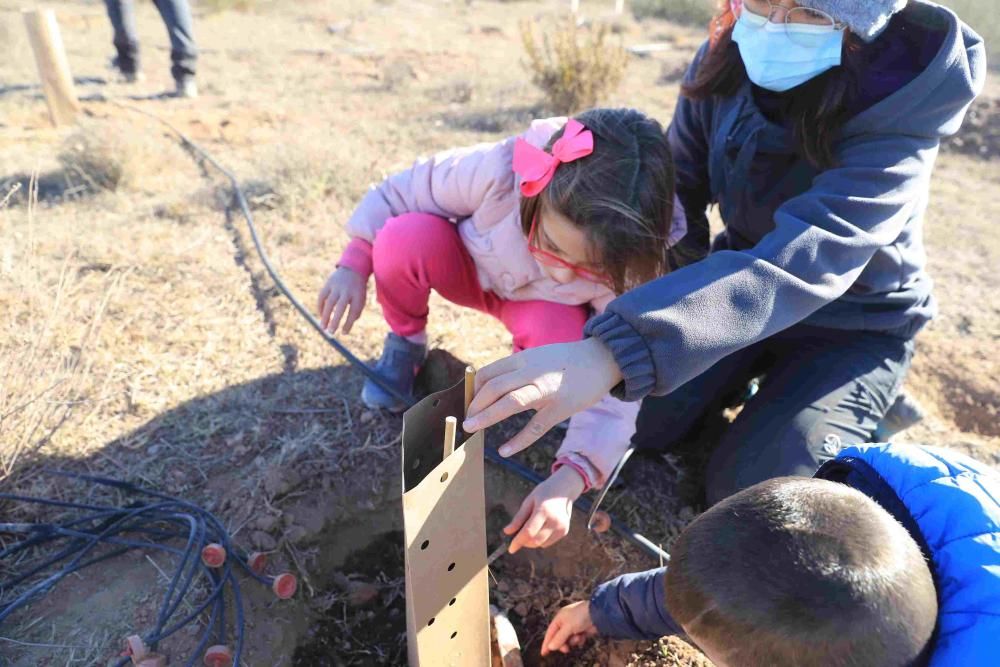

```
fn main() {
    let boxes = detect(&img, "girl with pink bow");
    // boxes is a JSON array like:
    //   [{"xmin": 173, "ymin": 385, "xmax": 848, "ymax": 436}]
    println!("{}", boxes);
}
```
[{"xmin": 317, "ymin": 108, "xmax": 685, "ymax": 553}]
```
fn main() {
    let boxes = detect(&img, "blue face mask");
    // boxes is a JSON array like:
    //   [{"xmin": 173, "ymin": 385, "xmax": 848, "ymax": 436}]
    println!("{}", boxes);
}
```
[{"xmin": 731, "ymin": 10, "xmax": 845, "ymax": 92}]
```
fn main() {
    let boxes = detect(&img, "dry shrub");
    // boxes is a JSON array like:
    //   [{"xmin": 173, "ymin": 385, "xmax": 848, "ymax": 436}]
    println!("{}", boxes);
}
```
[
  {"xmin": 57, "ymin": 122, "xmax": 159, "ymax": 193},
  {"xmin": 631, "ymin": 0, "xmax": 718, "ymax": 25},
  {"xmin": 247, "ymin": 132, "xmax": 374, "ymax": 219},
  {"xmin": 0, "ymin": 176, "xmax": 125, "ymax": 482},
  {"xmin": 521, "ymin": 18, "xmax": 629, "ymax": 115}
]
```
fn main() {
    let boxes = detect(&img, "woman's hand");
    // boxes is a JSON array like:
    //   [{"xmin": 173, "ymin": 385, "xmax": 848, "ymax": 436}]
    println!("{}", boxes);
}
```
[
  {"xmin": 504, "ymin": 466, "xmax": 585, "ymax": 554},
  {"xmin": 541, "ymin": 601, "xmax": 598, "ymax": 656},
  {"xmin": 317, "ymin": 267, "xmax": 367, "ymax": 335},
  {"xmin": 463, "ymin": 338, "xmax": 622, "ymax": 457}
]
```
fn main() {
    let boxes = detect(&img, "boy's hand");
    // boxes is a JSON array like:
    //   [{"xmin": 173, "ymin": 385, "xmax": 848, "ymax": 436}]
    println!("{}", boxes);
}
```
[
  {"xmin": 541, "ymin": 601, "xmax": 598, "ymax": 656},
  {"xmin": 504, "ymin": 466, "xmax": 585, "ymax": 554},
  {"xmin": 317, "ymin": 267, "xmax": 367, "ymax": 335}
]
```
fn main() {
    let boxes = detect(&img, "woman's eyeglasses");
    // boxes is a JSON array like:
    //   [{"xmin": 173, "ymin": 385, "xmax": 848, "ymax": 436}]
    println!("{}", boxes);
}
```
[
  {"xmin": 527, "ymin": 216, "xmax": 611, "ymax": 286},
  {"xmin": 741, "ymin": 1, "xmax": 844, "ymax": 43}
]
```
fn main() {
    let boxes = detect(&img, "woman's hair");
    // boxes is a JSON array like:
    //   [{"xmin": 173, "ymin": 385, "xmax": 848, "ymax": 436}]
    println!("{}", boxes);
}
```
[
  {"xmin": 518, "ymin": 108, "xmax": 676, "ymax": 294},
  {"xmin": 665, "ymin": 478, "xmax": 938, "ymax": 667},
  {"xmin": 686, "ymin": 2, "xmax": 873, "ymax": 168}
]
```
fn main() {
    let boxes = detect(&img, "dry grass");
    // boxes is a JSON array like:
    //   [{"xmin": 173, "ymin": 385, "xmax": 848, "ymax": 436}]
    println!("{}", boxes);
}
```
[
  {"xmin": 631, "ymin": 0, "xmax": 717, "ymax": 26},
  {"xmin": 0, "ymin": 0, "xmax": 996, "ymax": 664},
  {"xmin": 0, "ymin": 175, "xmax": 128, "ymax": 482},
  {"xmin": 521, "ymin": 17, "xmax": 630, "ymax": 115}
]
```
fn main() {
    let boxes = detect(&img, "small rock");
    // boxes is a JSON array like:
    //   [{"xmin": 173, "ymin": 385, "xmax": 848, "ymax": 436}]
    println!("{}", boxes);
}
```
[
  {"xmin": 250, "ymin": 530, "xmax": 277, "ymax": 551},
  {"xmin": 327, "ymin": 20, "xmax": 352, "ymax": 34},
  {"xmin": 348, "ymin": 582, "xmax": 380, "ymax": 607},
  {"xmin": 360, "ymin": 410, "xmax": 376, "ymax": 425},
  {"xmin": 285, "ymin": 524, "xmax": 309, "ymax": 544},
  {"xmin": 496, "ymin": 580, "xmax": 510, "ymax": 593},
  {"xmin": 513, "ymin": 602, "xmax": 529, "ymax": 617},
  {"xmin": 264, "ymin": 467, "xmax": 301, "ymax": 497},
  {"xmin": 513, "ymin": 581, "xmax": 532, "ymax": 598},
  {"xmin": 678, "ymin": 506, "xmax": 696, "ymax": 522},
  {"xmin": 332, "ymin": 572, "xmax": 352, "ymax": 591},
  {"xmin": 253, "ymin": 514, "xmax": 279, "ymax": 532}
]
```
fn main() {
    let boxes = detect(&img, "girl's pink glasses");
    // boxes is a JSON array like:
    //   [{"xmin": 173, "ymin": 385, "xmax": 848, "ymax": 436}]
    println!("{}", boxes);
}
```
[{"xmin": 527, "ymin": 216, "xmax": 611, "ymax": 285}]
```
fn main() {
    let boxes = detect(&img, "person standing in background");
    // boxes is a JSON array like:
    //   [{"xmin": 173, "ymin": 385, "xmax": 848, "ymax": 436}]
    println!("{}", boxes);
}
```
[{"xmin": 104, "ymin": 0, "xmax": 198, "ymax": 98}]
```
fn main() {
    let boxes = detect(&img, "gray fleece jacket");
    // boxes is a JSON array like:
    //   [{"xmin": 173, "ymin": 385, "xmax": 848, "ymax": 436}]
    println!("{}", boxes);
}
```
[{"xmin": 585, "ymin": 1, "xmax": 986, "ymax": 401}]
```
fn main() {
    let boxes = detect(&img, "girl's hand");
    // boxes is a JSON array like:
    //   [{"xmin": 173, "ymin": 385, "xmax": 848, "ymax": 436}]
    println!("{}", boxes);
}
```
[
  {"xmin": 317, "ymin": 267, "xmax": 367, "ymax": 335},
  {"xmin": 463, "ymin": 338, "xmax": 623, "ymax": 457},
  {"xmin": 504, "ymin": 466, "xmax": 585, "ymax": 553},
  {"xmin": 541, "ymin": 601, "xmax": 598, "ymax": 656}
]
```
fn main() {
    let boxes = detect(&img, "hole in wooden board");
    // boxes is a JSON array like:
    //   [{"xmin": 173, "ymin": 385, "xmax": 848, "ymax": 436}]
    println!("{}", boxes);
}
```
[
  {"xmin": 449, "ymin": 598, "xmax": 456, "ymax": 606},
  {"xmin": 450, "ymin": 631, "xmax": 458, "ymax": 639},
  {"xmin": 440, "ymin": 472, "xmax": 449, "ymax": 483},
  {"xmin": 421, "ymin": 540, "xmax": 430, "ymax": 550},
  {"xmin": 447, "ymin": 562, "xmax": 455, "ymax": 571},
  {"xmin": 432, "ymin": 399, "xmax": 441, "ymax": 407},
  {"xmin": 427, "ymin": 617, "xmax": 435, "ymax": 626}
]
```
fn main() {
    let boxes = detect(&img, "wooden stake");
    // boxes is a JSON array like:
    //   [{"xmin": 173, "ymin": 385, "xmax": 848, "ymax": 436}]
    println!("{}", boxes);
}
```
[
  {"xmin": 23, "ymin": 8, "xmax": 80, "ymax": 127},
  {"xmin": 464, "ymin": 366, "xmax": 476, "ymax": 416},
  {"xmin": 443, "ymin": 416, "xmax": 457, "ymax": 459}
]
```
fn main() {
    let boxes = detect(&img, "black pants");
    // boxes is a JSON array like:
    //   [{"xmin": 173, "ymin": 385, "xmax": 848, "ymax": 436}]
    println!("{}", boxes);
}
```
[
  {"xmin": 633, "ymin": 323, "xmax": 914, "ymax": 505},
  {"xmin": 105, "ymin": 0, "xmax": 197, "ymax": 81}
]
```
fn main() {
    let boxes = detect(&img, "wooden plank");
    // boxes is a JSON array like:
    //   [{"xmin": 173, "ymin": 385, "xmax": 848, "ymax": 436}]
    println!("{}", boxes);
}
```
[
  {"xmin": 443, "ymin": 416, "xmax": 457, "ymax": 459},
  {"xmin": 402, "ymin": 380, "xmax": 491, "ymax": 666},
  {"xmin": 22, "ymin": 8, "xmax": 80, "ymax": 127},
  {"xmin": 464, "ymin": 366, "xmax": 475, "ymax": 415}
]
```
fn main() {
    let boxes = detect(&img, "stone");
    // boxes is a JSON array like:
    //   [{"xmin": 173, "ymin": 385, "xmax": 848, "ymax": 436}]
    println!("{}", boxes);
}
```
[
  {"xmin": 285, "ymin": 524, "xmax": 309, "ymax": 544},
  {"xmin": 250, "ymin": 530, "xmax": 277, "ymax": 551},
  {"xmin": 348, "ymin": 582, "xmax": 380, "ymax": 607},
  {"xmin": 263, "ymin": 467, "xmax": 301, "ymax": 498}
]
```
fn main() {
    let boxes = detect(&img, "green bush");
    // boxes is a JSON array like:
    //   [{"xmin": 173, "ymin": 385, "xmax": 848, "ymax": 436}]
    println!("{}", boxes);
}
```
[
  {"xmin": 631, "ymin": 0, "xmax": 717, "ymax": 26},
  {"xmin": 521, "ymin": 18, "xmax": 629, "ymax": 115}
]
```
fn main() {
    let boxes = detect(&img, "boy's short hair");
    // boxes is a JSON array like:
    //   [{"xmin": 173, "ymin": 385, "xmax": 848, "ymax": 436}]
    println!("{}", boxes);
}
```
[{"xmin": 665, "ymin": 478, "xmax": 938, "ymax": 667}]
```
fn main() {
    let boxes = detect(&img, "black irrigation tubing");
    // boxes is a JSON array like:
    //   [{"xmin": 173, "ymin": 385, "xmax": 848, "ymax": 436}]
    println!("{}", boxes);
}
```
[
  {"xmin": 110, "ymin": 100, "xmax": 674, "ymax": 566},
  {"xmin": 0, "ymin": 471, "xmax": 287, "ymax": 665}
]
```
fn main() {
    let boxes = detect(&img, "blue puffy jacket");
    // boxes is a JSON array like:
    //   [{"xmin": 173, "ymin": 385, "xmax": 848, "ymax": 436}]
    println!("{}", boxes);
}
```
[{"xmin": 589, "ymin": 444, "xmax": 1000, "ymax": 665}]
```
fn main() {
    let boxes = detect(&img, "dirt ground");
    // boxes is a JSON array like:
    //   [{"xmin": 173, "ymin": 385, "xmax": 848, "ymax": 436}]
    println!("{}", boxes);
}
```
[{"xmin": 1, "ymin": 0, "xmax": 997, "ymax": 665}]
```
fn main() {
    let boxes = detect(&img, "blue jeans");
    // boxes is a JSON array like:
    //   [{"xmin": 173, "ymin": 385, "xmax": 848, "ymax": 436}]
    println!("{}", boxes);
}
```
[
  {"xmin": 633, "ymin": 324, "xmax": 914, "ymax": 505},
  {"xmin": 104, "ymin": 0, "xmax": 197, "ymax": 81}
]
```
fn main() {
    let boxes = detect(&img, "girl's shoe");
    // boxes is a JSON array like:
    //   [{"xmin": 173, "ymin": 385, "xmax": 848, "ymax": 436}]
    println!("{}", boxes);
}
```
[{"xmin": 361, "ymin": 333, "xmax": 427, "ymax": 413}]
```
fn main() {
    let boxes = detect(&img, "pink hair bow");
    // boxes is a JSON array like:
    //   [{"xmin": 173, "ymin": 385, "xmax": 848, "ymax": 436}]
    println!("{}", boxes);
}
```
[{"xmin": 513, "ymin": 119, "xmax": 594, "ymax": 197}]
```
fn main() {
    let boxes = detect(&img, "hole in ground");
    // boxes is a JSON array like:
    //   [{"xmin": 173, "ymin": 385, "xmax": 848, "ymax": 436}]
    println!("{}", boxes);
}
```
[{"xmin": 292, "ymin": 459, "xmax": 685, "ymax": 666}]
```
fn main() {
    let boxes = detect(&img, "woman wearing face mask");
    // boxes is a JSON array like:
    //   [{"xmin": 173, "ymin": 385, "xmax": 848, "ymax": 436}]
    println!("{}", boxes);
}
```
[{"xmin": 464, "ymin": 0, "xmax": 986, "ymax": 508}]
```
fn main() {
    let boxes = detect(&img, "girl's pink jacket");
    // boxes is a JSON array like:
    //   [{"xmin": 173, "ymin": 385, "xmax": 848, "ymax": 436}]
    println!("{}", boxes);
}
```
[{"xmin": 337, "ymin": 117, "xmax": 686, "ymax": 489}]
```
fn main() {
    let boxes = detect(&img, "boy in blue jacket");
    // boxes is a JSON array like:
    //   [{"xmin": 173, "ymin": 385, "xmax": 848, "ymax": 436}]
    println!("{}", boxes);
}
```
[{"xmin": 542, "ymin": 444, "xmax": 1000, "ymax": 666}]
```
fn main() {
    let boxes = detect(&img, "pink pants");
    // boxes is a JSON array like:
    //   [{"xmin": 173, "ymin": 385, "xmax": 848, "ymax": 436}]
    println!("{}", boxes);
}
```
[{"xmin": 372, "ymin": 213, "xmax": 588, "ymax": 351}]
